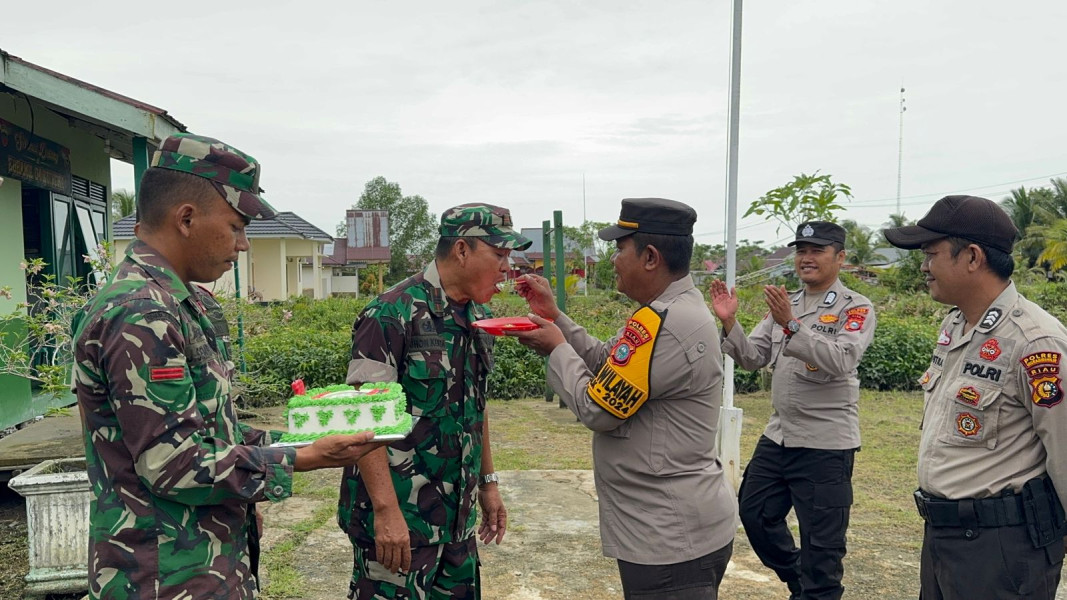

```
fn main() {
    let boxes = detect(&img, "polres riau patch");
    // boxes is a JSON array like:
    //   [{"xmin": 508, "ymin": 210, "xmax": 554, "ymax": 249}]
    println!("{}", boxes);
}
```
[
  {"xmin": 588, "ymin": 305, "xmax": 664, "ymax": 419},
  {"xmin": 1022, "ymin": 351, "xmax": 1064, "ymax": 408}
]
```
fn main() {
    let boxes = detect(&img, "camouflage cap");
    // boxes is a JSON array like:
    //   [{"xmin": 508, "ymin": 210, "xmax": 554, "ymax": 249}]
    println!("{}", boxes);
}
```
[
  {"xmin": 150, "ymin": 133, "xmax": 277, "ymax": 220},
  {"xmin": 439, "ymin": 203, "xmax": 532, "ymax": 250}
]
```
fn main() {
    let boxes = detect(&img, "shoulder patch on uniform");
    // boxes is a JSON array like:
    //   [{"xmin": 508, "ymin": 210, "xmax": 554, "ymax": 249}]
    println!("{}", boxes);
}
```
[
  {"xmin": 143, "ymin": 310, "xmax": 179, "ymax": 325},
  {"xmin": 980, "ymin": 308, "xmax": 1003, "ymax": 329},
  {"xmin": 1021, "ymin": 351, "xmax": 1063, "ymax": 408},
  {"xmin": 587, "ymin": 305, "xmax": 665, "ymax": 419},
  {"xmin": 843, "ymin": 307, "xmax": 868, "ymax": 332},
  {"xmin": 937, "ymin": 330, "xmax": 952, "ymax": 345},
  {"xmin": 150, "ymin": 366, "xmax": 186, "ymax": 382}
]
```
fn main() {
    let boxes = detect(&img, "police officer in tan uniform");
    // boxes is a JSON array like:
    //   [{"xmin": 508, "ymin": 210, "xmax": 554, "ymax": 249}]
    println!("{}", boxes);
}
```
[
  {"xmin": 710, "ymin": 221, "xmax": 876, "ymax": 600},
  {"xmin": 884, "ymin": 195, "xmax": 1067, "ymax": 599},
  {"xmin": 514, "ymin": 198, "xmax": 738, "ymax": 600}
]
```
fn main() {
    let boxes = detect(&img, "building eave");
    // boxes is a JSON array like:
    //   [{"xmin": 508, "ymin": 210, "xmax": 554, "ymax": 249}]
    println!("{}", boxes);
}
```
[{"xmin": 0, "ymin": 49, "xmax": 186, "ymax": 163}]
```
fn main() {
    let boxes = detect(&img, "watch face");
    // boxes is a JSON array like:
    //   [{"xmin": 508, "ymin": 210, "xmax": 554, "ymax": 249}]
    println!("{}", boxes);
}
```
[{"xmin": 788, "ymin": 320, "xmax": 800, "ymax": 333}]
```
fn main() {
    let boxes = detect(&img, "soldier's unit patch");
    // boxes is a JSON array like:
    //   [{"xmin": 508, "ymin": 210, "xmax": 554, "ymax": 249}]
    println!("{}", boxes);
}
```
[
  {"xmin": 919, "ymin": 371, "xmax": 931, "ymax": 386},
  {"xmin": 956, "ymin": 412, "xmax": 981, "ymax": 437},
  {"xmin": 979, "ymin": 338, "xmax": 1002, "ymax": 361},
  {"xmin": 844, "ymin": 307, "xmax": 868, "ymax": 332},
  {"xmin": 956, "ymin": 386, "xmax": 980, "ymax": 406},
  {"xmin": 149, "ymin": 366, "xmax": 185, "ymax": 381},
  {"xmin": 819, "ymin": 314, "xmax": 839, "ymax": 324},
  {"xmin": 1021, "ymin": 351, "xmax": 1063, "ymax": 408},
  {"xmin": 589, "ymin": 306, "xmax": 664, "ymax": 419}
]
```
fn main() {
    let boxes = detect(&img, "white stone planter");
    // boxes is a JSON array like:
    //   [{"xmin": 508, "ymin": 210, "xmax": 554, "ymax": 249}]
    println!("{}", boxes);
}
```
[{"xmin": 8, "ymin": 457, "xmax": 89, "ymax": 597}]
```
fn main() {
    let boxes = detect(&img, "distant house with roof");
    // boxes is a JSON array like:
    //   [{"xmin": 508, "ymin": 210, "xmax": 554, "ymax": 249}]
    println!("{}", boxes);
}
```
[
  {"xmin": 514, "ymin": 226, "xmax": 596, "ymax": 275},
  {"xmin": 324, "ymin": 209, "xmax": 392, "ymax": 295},
  {"xmin": 113, "ymin": 211, "xmax": 334, "ymax": 300}
]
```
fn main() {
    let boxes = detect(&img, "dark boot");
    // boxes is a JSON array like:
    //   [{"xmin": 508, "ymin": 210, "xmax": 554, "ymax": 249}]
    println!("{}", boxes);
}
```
[{"xmin": 787, "ymin": 578, "xmax": 802, "ymax": 600}]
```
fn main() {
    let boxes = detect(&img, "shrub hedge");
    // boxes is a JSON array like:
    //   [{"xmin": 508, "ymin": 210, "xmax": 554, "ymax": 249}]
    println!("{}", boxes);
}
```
[{"xmin": 232, "ymin": 279, "xmax": 957, "ymax": 405}]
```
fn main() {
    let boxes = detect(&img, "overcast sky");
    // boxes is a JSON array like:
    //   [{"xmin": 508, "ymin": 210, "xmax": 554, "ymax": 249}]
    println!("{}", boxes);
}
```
[{"xmin": 5, "ymin": 0, "xmax": 1066, "ymax": 248}]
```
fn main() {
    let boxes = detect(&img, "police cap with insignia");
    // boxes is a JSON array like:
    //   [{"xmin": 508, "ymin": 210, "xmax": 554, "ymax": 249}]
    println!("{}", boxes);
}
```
[
  {"xmin": 788, "ymin": 221, "xmax": 846, "ymax": 247},
  {"xmin": 598, "ymin": 198, "xmax": 697, "ymax": 241},
  {"xmin": 883, "ymin": 195, "xmax": 1019, "ymax": 253}
]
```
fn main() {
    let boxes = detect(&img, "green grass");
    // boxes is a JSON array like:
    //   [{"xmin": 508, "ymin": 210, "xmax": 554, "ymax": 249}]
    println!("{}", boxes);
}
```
[
  {"xmin": 491, "ymin": 390, "xmax": 927, "ymax": 556},
  {"xmin": 734, "ymin": 390, "xmax": 925, "ymax": 551},
  {"xmin": 260, "ymin": 474, "xmax": 341, "ymax": 599}
]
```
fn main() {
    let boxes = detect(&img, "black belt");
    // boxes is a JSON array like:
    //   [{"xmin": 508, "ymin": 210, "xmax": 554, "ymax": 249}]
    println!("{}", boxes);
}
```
[{"xmin": 913, "ymin": 489, "xmax": 1027, "ymax": 528}]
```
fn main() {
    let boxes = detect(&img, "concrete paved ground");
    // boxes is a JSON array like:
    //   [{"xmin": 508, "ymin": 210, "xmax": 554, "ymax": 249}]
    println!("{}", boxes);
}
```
[{"xmin": 261, "ymin": 470, "xmax": 831, "ymax": 600}]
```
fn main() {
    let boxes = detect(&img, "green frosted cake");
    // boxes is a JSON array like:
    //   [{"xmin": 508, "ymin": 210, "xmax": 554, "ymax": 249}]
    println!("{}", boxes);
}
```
[{"xmin": 279, "ymin": 382, "xmax": 412, "ymax": 442}]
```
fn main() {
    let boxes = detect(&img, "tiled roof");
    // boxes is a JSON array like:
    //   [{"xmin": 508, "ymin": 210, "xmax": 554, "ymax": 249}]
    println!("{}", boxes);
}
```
[{"xmin": 111, "ymin": 212, "xmax": 333, "ymax": 242}]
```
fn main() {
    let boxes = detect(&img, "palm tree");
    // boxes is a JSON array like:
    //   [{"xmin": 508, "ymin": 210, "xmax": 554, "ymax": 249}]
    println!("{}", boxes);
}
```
[
  {"xmin": 1036, "ymin": 219, "xmax": 1067, "ymax": 271},
  {"xmin": 840, "ymin": 220, "xmax": 879, "ymax": 268},
  {"xmin": 111, "ymin": 189, "xmax": 136, "ymax": 222},
  {"xmin": 1001, "ymin": 187, "xmax": 1039, "ymax": 234},
  {"xmin": 883, "ymin": 213, "xmax": 910, "ymax": 228}
]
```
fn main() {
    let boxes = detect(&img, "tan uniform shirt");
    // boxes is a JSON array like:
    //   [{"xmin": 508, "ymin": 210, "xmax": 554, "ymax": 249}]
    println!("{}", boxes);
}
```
[
  {"xmin": 722, "ymin": 279, "xmax": 876, "ymax": 450},
  {"xmin": 917, "ymin": 282, "xmax": 1067, "ymax": 511},
  {"xmin": 546, "ymin": 276, "xmax": 738, "ymax": 564}
]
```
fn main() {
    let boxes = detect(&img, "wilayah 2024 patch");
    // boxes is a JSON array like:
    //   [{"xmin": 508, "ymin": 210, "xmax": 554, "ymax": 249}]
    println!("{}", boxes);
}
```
[{"xmin": 587, "ymin": 305, "xmax": 664, "ymax": 419}]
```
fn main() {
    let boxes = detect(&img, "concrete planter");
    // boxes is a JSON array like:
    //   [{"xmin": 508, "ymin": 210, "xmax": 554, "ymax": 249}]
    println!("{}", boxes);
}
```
[{"xmin": 8, "ymin": 457, "xmax": 89, "ymax": 597}]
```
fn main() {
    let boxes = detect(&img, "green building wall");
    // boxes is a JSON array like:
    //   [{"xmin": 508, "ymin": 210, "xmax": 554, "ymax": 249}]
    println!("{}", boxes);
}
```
[{"xmin": 0, "ymin": 95, "xmax": 111, "ymax": 429}]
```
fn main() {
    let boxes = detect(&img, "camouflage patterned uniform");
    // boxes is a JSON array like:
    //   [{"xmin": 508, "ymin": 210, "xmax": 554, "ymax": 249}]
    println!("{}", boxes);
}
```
[
  {"xmin": 339, "ymin": 204, "xmax": 530, "ymax": 600},
  {"xmin": 72, "ymin": 133, "xmax": 291, "ymax": 600}
]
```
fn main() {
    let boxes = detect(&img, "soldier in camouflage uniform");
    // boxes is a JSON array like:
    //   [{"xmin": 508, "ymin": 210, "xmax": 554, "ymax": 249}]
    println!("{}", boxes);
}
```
[
  {"xmin": 72, "ymin": 133, "xmax": 381, "ymax": 600},
  {"xmin": 339, "ymin": 203, "xmax": 531, "ymax": 600}
]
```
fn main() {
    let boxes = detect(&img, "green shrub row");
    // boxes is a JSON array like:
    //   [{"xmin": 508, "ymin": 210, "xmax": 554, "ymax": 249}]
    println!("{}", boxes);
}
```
[{"xmin": 233, "ymin": 281, "xmax": 951, "ymax": 405}]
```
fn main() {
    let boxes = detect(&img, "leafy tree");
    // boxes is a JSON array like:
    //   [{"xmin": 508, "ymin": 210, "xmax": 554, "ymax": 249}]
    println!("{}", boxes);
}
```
[
  {"xmin": 884, "ymin": 213, "xmax": 909, "ymax": 228},
  {"xmin": 561, "ymin": 221, "xmax": 612, "ymax": 287},
  {"xmin": 1034, "ymin": 219, "xmax": 1067, "ymax": 271},
  {"xmin": 744, "ymin": 172, "xmax": 853, "ymax": 235},
  {"xmin": 344, "ymin": 177, "xmax": 437, "ymax": 284},
  {"xmin": 111, "ymin": 189, "xmax": 136, "ymax": 222},
  {"xmin": 691, "ymin": 242, "xmax": 715, "ymax": 272},
  {"xmin": 840, "ymin": 220, "xmax": 880, "ymax": 268}
]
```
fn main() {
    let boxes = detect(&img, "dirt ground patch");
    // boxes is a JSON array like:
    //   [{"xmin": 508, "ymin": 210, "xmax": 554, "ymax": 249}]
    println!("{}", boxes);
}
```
[{"xmin": 2, "ymin": 395, "xmax": 1066, "ymax": 598}]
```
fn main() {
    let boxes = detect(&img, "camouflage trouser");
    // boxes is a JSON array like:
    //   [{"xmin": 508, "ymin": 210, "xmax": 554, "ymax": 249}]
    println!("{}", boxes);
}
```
[{"xmin": 348, "ymin": 538, "xmax": 480, "ymax": 600}]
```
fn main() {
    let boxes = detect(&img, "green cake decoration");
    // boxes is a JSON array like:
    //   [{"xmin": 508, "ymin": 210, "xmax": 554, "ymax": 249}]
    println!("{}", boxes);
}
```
[
  {"xmin": 371, "ymin": 405, "xmax": 387, "ymax": 423},
  {"xmin": 316, "ymin": 409, "xmax": 333, "ymax": 428},
  {"xmin": 344, "ymin": 408, "xmax": 361, "ymax": 426},
  {"xmin": 280, "ymin": 381, "xmax": 412, "ymax": 443}
]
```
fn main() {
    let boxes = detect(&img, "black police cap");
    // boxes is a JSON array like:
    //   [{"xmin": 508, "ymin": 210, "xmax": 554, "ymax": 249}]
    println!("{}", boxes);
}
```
[
  {"xmin": 883, "ymin": 195, "xmax": 1018, "ymax": 254},
  {"xmin": 598, "ymin": 198, "xmax": 697, "ymax": 241},
  {"xmin": 788, "ymin": 221, "xmax": 847, "ymax": 247}
]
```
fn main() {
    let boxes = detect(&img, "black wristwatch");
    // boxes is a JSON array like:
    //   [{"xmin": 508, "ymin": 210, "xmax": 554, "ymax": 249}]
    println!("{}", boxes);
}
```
[{"xmin": 785, "ymin": 319, "xmax": 801, "ymax": 337}]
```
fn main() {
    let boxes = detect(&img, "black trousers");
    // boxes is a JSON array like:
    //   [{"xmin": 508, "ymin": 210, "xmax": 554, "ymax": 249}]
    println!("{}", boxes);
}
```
[
  {"xmin": 919, "ymin": 521, "xmax": 1064, "ymax": 599},
  {"xmin": 738, "ymin": 435, "xmax": 856, "ymax": 600},
  {"xmin": 617, "ymin": 540, "xmax": 733, "ymax": 599}
]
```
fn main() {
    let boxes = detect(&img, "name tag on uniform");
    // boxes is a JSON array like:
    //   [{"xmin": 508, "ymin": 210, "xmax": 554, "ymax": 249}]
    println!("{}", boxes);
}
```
[{"xmin": 587, "ymin": 305, "xmax": 664, "ymax": 419}]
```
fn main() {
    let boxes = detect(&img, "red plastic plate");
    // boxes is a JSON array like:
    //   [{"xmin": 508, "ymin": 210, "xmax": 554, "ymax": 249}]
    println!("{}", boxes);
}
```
[{"xmin": 472, "ymin": 316, "xmax": 539, "ymax": 335}]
